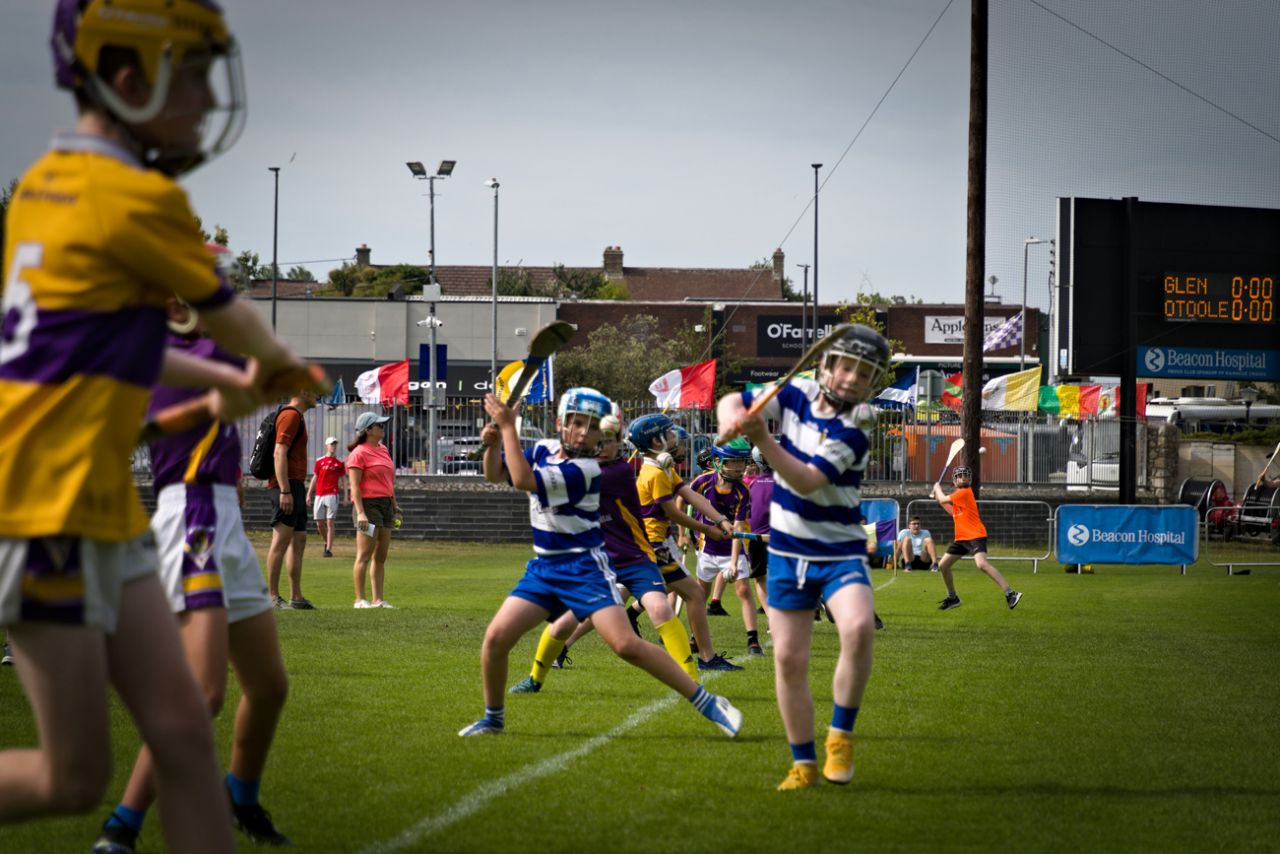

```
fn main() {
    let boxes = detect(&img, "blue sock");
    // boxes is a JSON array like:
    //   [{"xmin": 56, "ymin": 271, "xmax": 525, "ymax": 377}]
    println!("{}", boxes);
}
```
[
  {"xmin": 831, "ymin": 703, "xmax": 859, "ymax": 733},
  {"xmin": 688, "ymin": 686, "xmax": 714, "ymax": 714},
  {"xmin": 484, "ymin": 705, "xmax": 505, "ymax": 728},
  {"xmin": 106, "ymin": 804, "xmax": 146, "ymax": 833},
  {"xmin": 226, "ymin": 772, "xmax": 261, "ymax": 807},
  {"xmin": 790, "ymin": 741, "xmax": 817, "ymax": 764}
]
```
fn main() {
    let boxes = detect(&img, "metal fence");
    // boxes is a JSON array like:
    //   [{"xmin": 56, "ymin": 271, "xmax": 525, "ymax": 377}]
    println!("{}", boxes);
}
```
[
  {"xmin": 129, "ymin": 394, "xmax": 1147, "ymax": 490},
  {"xmin": 905, "ymin": 499, "xmax": 1054, "ymax": 572}
]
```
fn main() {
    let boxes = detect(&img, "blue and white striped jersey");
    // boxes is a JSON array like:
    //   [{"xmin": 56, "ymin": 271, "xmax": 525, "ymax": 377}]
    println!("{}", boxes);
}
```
[
  {"xmin": 523, "ymin": 440, "xmax": 604, "ymax": 556},
  {"xmin": 741, "ymin": 378, "xmax": 870, "ymax": 560}
]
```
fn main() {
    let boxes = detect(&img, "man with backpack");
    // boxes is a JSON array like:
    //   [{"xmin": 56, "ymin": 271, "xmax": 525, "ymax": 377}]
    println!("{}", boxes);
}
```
[{"xmin": 262, "ymin": 390, "xmax": 319, "ymax": 609}]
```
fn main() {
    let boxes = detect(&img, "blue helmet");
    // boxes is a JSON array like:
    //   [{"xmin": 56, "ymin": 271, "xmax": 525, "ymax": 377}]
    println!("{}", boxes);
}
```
[
  {"xmin": 627, "ymin": 413, "xmax": 674, "ymax": 452},
  {"xmin": 557, "ymin": 387, "xmax": 612, "ymax": 422},
  {"xmin": 713, "ymin": 439, "xmax": 752, "ymax": 460}
]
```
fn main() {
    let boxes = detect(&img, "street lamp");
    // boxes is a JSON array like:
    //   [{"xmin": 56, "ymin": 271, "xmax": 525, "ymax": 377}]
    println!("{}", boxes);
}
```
[
  {"xmin": 797, "ymin": 263, "xmax": 811, "ymax": 352},
  {"xmin": 484, "ymin": 178, "xmax": 500, "ymax": 392},
  {"xmin": 269, "ymin": 166, "xmax": 280, "ymax": 330},
  {"xmin": 407, "ymin": 159, "xmax": 456, "ymax": 475},
  {"xmin": 811, "ymin": 163, "xmax": 822, "ymax": 347},
  {"xmin": 1241, "ymin": 386, "xmax": 1259, "ymax": 426},
  {"xmin": 1021, "ymin": 237, "xmax": 1047, "ymax": 367}
]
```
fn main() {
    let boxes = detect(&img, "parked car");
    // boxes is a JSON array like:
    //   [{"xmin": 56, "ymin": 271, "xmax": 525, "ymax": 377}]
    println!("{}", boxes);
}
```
[{"xmin": 438, "ymin": 424, "xmax": 546, "ymax": 475}]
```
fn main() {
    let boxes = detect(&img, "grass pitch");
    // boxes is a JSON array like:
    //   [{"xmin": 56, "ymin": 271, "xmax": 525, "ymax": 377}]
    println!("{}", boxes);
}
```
[{"xmin": 2, "ymin": 538, "xmax": 1279, "ymax": 852}]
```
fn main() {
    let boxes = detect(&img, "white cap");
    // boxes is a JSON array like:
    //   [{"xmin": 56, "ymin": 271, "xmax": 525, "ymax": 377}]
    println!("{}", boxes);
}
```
[{"xmin": 325, "ymin": 436, "xmax": 338, "ymax": 445}]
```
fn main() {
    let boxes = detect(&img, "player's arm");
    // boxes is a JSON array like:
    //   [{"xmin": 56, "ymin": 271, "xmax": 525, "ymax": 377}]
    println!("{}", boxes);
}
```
[
  {"xmin": 672, "ymin": 483, "xmax": 731, "ymax": 540},
  {"xmin": 479, "ymin": 420, "xmax": 508, "ymax": 485},
  {"xmin": 483, "ymin": 394, "xmax": 534, "ymax": 492},
  {"xmin": 931, "ymin": 483, "xmax": 956, "ymax": 517},
  {"xmin": 747, "ymin": 428, "xmax": 830, "ymax": 496},
  {"xmin": 349, "ymin": 466, "xmax": 369, "ymax": 530},
  {"xmin": 305, "ymin": 469, "xmax": 316, "ymax": 504},
  {"xmin": 157, "ymin": 348, "xmax": 261, "ymax": 422},
  {"xmin": 674, "ymin": 494, "xmax": 693, "ymax": 549}
]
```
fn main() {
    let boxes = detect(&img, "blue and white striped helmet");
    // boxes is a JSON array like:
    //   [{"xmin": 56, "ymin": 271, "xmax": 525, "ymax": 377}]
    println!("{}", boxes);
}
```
[{"xmin": 558, "ymin": 387, "xmax": 612, "ymax": 422}]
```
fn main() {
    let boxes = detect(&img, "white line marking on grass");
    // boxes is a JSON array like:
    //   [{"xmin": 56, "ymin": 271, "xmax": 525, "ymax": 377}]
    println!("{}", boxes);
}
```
[
  {"xmin": 367, "ymin": 578, "xmax": 893, "ymax": 853},
  {"xmin": 362, "ymin": 673, "xmax": 724, "ymax": 854}
]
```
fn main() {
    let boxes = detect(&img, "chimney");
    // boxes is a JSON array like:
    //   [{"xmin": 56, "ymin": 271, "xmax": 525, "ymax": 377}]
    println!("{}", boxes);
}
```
[
  {"xmin": 603, "ymin": 245, "xmax": 624, "ymax": 278},
  {"xmin": 355, "ymin": 243, "xmax": 371, "ymax": 269},
  {"xmin": 772, "ymin": 248, "xmax": 785, "ymax": 282}
]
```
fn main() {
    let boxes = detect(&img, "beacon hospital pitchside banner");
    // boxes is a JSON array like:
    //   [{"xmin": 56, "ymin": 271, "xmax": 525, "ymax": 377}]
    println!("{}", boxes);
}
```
[{"xmin": 1057, "ymin": 505, "xmax": 1199, "ymax": 565}]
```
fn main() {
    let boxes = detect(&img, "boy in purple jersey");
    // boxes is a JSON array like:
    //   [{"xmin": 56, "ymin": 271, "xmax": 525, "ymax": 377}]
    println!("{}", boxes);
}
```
[
  {"xmin": 459, "ymin": 390, "xmax": 741, "ymax": 738},
  {"xmin": 94, "ymin": 301, "xmax": 291, "ymax": 852},
  {"xmin": 509, "ymin": 413, "xmax": 699, "ymax": 692},
  {"xmin": 746, "ymin": 445, "xmax": 774, "ymax": 611},
  {"xmin": 688, "ymin": 440, "xmax": 762, "ymax": 657}
]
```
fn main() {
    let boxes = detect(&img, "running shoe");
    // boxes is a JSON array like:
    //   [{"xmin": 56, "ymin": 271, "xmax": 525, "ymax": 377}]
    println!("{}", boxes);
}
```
[
  {"xmin": 92, "ymin": 820, "xmax": 137, "ymax": 854},
  {"xmin": 823, "ymin": 730, "xmax": 855, "ymax": 785},
  {"xmin": 458, "ymin": 719, "xmax": 504, "ymax": 737},
  {"xmin": 938, "ymin": 594, "xmax": 962, "ymax": 611},
  {"xmin": 509, "ymin": 676, "xmax": 542, "ymax": 694},
  {"xmin": 777, "ymin": 763, "xmax": 821, "ymax": 791},
  {"xmin": 697, "ymin": 653, "xmax": 744, "ymax": 672}
]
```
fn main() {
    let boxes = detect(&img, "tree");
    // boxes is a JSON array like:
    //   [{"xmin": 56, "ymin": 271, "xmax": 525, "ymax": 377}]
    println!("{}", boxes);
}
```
[
  {"xmin": 285, "ymin": 265, "xmax": 316, "ymax": 282},
  {"xmin": 556, "ymin": 314, "xmax": 714, "ymax": 404},
  {"xmin": 496, "ymin": 266, "xmax": 536, "ymax": 297},
  {"xmin": 0, "ymin": 178, "xmax": 19, "ymax": 272},
  {"xmin": 835, "ymin": 294, "xmax": 904, "ymax": 399},
  {"xmin": 551, "ymin": 265, "xmax": 626, "ymax": 301}
]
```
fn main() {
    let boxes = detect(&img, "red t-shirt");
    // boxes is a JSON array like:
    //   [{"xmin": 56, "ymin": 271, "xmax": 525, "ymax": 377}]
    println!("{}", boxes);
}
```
[
  {"xmin": 347, "ymin": 442, "xmax": 395, "ymax": 499},
  {"xmin": 313, "ymin": 455, "xmax": 345, "ymax": 496}
]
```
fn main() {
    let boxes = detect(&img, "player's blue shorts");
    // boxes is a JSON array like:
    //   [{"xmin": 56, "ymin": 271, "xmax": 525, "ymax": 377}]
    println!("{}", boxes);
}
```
[
  {"xmin": 766, "ymin": 552, "xmax": 871, "ymax": 611},
  {"xmin": 509, "ymin": 548, "xmax": 624, "ymax": 621},
  {"xmin": 611, "ymin": 559, "xmax": 667, "ymax": 600}
]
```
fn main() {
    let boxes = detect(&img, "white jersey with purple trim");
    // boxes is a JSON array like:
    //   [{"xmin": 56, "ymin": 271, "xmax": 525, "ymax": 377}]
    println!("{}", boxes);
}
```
[
  {"xmin": 523, "ymin": 440, "xmax": 604, "ymax": 556},
  {"xmin": 741, "ymin": 377, "xmax": 870, "ymax": 560}
]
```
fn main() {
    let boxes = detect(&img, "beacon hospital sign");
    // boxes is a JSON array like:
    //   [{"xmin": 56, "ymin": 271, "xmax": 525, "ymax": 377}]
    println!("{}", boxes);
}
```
[{"xmin": 1056, "ymin": 505, "xmax": 1199, "ymax": 566}]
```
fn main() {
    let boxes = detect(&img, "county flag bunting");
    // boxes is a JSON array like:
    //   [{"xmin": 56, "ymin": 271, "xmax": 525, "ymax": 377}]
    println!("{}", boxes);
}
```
[
  {"xmin": 875, "ymin": 367, "xmax": 919, "ymax": 408},
  {"xmin": 355, "ymin": 359, "xmax": 410, "ymax": 405},
  {"xmin": 322, "ymin": 377, "xmax": 345, "ymax": 409},
  {"xmin": 982, "ymin": 313, "xmax": 1022, "ymax": 353},
  {"xmin": 941, "ymin": 372, "xmax": 964, "ymax": 411},
  {"xmin": 649, "ymin": 359, "xmax": 716, "ymax": 409},
  {"xmin": 981, "ymin": 366, "xmax": 1043, "ymax": 411}
]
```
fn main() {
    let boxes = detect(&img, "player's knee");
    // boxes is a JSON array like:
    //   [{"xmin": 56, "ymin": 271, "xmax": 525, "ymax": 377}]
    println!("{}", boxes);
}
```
[
  {"xmin": 41, "ymin": 751, "xmax": 111, "ymax": 813},
  {"xmin": 773, "ymin": 646, "xmax": 809, "ymax": 676},
  {"xmin": 606, "ymin": 632, "xmax": 644, "ymax": 661},
  {"xmin": 244, "ymin": 668, "xmax": 289, "ymax": 713}
]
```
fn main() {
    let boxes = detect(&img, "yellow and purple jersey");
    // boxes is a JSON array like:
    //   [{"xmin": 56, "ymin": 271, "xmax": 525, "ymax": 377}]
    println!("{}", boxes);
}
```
[
  {"xmin": 0, "ymin": 133, "xmax": 233, "ymax": 541},
  {"xmin": 598, "ymin": 457, "xmax": 658, "ymax": 569},
  {"xmin": 635, "ymin": 458, "xmax": 683, "ymax": 544}
]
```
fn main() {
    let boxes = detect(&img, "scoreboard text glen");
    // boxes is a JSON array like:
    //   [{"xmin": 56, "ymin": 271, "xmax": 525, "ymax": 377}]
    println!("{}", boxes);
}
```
[{"xmin": 1162, "ymin": 273, "xmax": 1275, "ymax": 324}]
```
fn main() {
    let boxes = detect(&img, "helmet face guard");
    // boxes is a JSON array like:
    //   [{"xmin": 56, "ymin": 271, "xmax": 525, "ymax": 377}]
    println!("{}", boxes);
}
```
[
  {"xmin": 818, "ymin": 324, "xmax": 891, "ymax": 409},
  {"xmin": 627, "ymin": 413, "xmax": 675, "ymax": 456},
  {"xmin": 52, "ymin": 0, "xmax": 246, "ymax": 175},
  {"xmin": 951, "ymin": 465, "xmax": 973, "ymax": 484},
  {"xmin": 712, "ymin": 439, "xmax": 752, "ymax": 481}
]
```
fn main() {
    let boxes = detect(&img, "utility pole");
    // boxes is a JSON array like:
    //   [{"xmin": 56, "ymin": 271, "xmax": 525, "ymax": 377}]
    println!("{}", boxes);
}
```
[{"xmin": 962, "ymin": 0, "xmax": 988, "ymax": 493}]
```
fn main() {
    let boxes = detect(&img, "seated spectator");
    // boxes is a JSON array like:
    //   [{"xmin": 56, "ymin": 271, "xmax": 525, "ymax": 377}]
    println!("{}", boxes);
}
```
[{"xmin": 895, "ymin": 516, "xmax": 938, "ymax": 571}]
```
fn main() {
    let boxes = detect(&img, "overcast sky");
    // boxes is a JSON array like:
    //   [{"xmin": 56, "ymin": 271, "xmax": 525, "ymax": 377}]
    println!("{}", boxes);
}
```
[{"xmin": 2, "ymin": 0, "xmax": 1277, "ymax": 310}]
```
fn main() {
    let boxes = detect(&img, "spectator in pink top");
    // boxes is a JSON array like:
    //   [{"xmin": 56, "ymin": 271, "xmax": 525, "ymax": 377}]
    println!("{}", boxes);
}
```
[{"xmin": 347, "ymin": 412, "xmax": 401, "ymax": 609}]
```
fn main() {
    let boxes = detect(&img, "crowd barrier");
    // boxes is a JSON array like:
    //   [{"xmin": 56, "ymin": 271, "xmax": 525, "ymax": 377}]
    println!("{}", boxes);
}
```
[{"xmin": 904, "ymin": 499, "xmax": 1053, "ymax": 573}]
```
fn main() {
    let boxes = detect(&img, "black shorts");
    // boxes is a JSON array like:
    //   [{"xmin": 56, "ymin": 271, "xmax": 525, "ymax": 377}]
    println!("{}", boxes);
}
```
[
  {"xmin": 946, "ymin": 537, "xmax": 988, "ymax": 557},
  {"xmin": 651, "ymin": 541, "xmax": 690, "ymax": 585},
  {"xmin": 747, "ymin": 538, "xmax": 769, "ymax": 579},
  {"xmin": 905, "ymin": 556, "xmax": 932, "ymax": 570},
  {"xmin": 270, "ymin": 480, "xmax": 308, "ymax": 532}
]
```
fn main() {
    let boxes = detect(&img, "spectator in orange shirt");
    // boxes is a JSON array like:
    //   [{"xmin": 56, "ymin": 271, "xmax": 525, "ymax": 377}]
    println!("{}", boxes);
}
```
[
  {"xmin": 266, "ymin": 389, "xmax": 319, "ymax": 609},
  {"xmin": 931, "ymin": 466, "xmax": 1022, "ymax": 611}
]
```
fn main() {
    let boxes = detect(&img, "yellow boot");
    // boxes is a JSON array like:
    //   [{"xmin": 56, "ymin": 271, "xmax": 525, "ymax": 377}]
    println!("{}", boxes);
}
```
[
  {"xmin": 823, "ymin": 729, "xmax": 854, "ymax": 784},
  {"xmin": 777, "ymin": 762, "xmax": 821, "ymax": 791}
]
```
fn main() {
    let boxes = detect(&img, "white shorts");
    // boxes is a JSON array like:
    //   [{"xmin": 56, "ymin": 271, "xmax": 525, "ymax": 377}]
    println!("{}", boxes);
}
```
[
  {"xmin": 0, "ymin": 530, "xmax": 159, "ymax": 634},
  {"xmin": 152, "ymin": 483, "xmax": 272, "ymax": 625},
  {"xmin": 696, "ymin": 552, "xmax": 750, "ymax": 583},
  {"xmin": 313, "ymin": 494, "xmax": 339, "ymax": 520}
]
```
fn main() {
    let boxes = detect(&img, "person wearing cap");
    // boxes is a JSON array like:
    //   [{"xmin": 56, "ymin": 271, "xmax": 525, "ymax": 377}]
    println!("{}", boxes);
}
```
[
  {"xmin": 348, "ymin": 412, "xmax": 401, "ymax": 609},
  {"xmin": 307, "ymin": 436, "xmax": 347, "ymax": 558}
]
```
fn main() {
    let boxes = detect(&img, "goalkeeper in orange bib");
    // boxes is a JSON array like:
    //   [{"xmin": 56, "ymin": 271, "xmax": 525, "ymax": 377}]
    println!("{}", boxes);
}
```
[{"xmin": 932, "ymin": 466, "xmax": 1022, "ymax": 611}]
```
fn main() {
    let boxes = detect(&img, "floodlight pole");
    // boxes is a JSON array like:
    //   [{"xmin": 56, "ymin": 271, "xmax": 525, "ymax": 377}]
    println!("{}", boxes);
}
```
[
  {"xmin": 269, "ymin": 166, "xmax": 280, "ymax": 331},
  {"xmin": 798, "ymin": 263, "xmax": 811, "ymax": 353},
  {"xmin": 811, "ymin": 163, "xmax": 822, "ymax": 347},
  {"xmin": 1022, "ymin": 237, "xmax": 1045, "ymax": 368}
]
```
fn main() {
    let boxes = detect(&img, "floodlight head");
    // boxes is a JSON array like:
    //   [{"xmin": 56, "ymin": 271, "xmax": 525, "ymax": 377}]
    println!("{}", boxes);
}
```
[
  {"xmin": 1240, "ymin": 387, "xmax": 1259, "ymax": 404},
  {"xmin": 484, "ymin": 177, "xmax": 499, "ymax": 189},
  {"xmin": 1025, "ymin": 236, "xmax": 1045, "ymax": 246},
  {"xmin": 406, "ymin": 161, "xmax": 427, "ymax": 177},
  {"xmin": 437, "ymin": 160, "xmax": 456, "ymax": 176}
]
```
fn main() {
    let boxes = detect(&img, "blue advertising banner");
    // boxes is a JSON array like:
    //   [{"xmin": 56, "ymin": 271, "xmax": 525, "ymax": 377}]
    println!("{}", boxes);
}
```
[
  {"xmin": 417, "ymin": 344, "xmax": 448, "ymax": 381},
  {"xmin": 1137, "ymin": 345, "xmax": 1280, "ymax": 381},
  {"xmin": 1057, "ymin": 505, "xmax": 1199, "ymax": 565}
]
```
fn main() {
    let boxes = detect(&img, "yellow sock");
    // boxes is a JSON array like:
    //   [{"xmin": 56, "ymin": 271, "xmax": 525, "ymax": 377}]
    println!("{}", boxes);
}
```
[
  {"xmin": 655, "ymin": 616, "xmax": 697, "ymax": 680},
  {"xmin": 531, "ymin": 627, "xmax": 566, "ymax": 684}
]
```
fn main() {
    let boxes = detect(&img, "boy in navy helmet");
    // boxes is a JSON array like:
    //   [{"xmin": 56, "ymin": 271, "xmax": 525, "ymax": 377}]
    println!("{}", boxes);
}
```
[{"xmin": 718, "ymin": 323, "xmax": 889, "ymax": 790}]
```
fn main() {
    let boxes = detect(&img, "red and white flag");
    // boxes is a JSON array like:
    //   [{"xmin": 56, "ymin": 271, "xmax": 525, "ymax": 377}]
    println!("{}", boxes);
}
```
[
  {"xmin": 355, "ymin": 359, "xmax": 410, "ymax": 405},
  {"xmin": 649, "ymin": 359, "xmax": 716, "ymax": 409}
]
